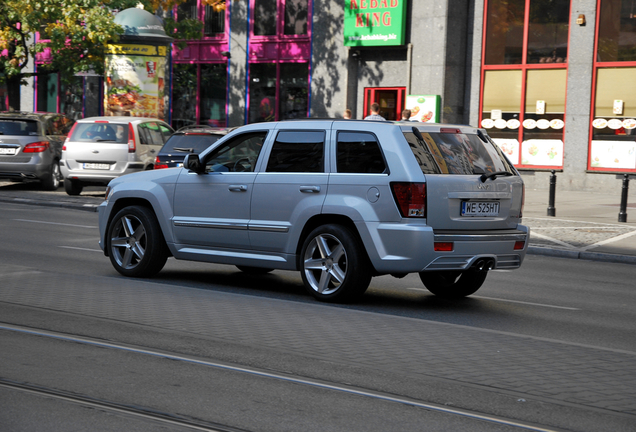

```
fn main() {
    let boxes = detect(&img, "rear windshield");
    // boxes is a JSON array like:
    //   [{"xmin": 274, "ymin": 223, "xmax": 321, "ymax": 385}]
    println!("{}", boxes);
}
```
[
  {"xmin": 70, "ymin": 123, "xmax": 128, "ymax": 143},
  {"xmin": 0, "ymin": 119, "xmax": 39, "ymax": 136},
  {"xmin": 161, "ymin": 134, "xmax": 222, "ymax": 154},
  {"xmin": 403, "ymin": 131, "xmax": 513, "ymax": 175}
]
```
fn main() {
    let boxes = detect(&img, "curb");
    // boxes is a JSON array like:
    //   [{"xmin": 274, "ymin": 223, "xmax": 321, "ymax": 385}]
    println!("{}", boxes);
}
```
[{"xmin": 527, "ymin": 246, "xmax": 636, "ymax": 265}]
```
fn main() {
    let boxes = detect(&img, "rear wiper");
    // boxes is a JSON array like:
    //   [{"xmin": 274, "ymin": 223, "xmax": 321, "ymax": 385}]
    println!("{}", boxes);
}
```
[
  {"xmin": 173, "ymin": 147, "xmax": 195, "ymax": 153},
  {"xmin": 480, "ymin": 171, "xmax": 513, "ymax": 182},
  {"xmin": 95, "ymin": 139, "xmax": 116, "ymax": 142}
]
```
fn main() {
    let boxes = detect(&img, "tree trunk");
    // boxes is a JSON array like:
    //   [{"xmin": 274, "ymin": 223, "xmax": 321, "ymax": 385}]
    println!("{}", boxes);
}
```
[{"xmin": 7, "ymin": 74, "xmax": 22, "ymax": 111}]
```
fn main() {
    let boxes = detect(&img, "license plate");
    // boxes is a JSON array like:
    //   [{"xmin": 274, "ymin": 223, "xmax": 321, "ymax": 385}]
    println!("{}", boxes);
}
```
[
  {"xmin": 461, "ymin": 201, "xmax": 500, "ymax": 217},
  {"xmin": 83, "ymin": 163, "xmax": 110, "ymax": 170},
  {"xmin": 0, "ymin": 148, "xmax": 17, "ymax": 155}
]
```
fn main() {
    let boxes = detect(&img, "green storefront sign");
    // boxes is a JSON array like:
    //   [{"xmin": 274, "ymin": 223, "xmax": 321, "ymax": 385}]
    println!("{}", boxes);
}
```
[{"xmin": 344, "ymin": 0, "xmax": 407, "ymax": 47}]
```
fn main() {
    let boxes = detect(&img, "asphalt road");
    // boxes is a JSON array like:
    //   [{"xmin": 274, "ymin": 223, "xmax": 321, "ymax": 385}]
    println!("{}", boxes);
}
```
[{"xmin": 1, "ymin": 202, "xmax": 635, "ymax": 431}]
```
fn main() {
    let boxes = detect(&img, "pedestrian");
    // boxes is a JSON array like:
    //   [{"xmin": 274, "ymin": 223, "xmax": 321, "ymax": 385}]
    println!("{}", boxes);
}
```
[
  {"xmin": 364, "ymin": 102, "xmax": 385, "ymax": 121},
  {"xmin": 401, "ymin": 109, "xmax": 413, "ymax": 121},
  {"xmin": 343, "ymin": 108, "xmax": 352, "ymax": 119}
]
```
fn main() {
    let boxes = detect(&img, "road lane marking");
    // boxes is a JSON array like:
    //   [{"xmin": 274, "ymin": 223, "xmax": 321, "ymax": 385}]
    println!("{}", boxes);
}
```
[
  {"xmin": 581, "ymin": 229, "xmax": 636, "ymax": 251},
  {"xmin": 406, "ymin": 288, "xmax": 580, "ymax": 310},
  {"xmin": 59, "ymin": 246, "xmax": 102, "ymax": 252},
  {"xmin": 13, "ymin": 219, "xmax": 97, "ymax": 229},
  {"xmin": 0, "ymin": 324, "xmax": 563, "ymax": 432}
]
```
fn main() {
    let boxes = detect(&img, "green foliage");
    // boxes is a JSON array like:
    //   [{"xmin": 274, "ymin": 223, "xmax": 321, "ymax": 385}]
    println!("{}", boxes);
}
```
[{"xmin": 0, "ymin": 0, "xmax": 213, "ymax": 84}]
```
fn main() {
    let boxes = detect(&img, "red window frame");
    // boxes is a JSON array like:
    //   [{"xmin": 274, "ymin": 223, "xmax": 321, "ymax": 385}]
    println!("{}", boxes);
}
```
[
  {"xmin": 479, "ymin": 0, "xmax": 571, "ymax": 170},
  {"xmin": 587, "ymin": 0, "xmax": 636, "ymax": 173},
  {"xmin": 363, "ymin": 87, "xmax": 406, "ymax": 121}
]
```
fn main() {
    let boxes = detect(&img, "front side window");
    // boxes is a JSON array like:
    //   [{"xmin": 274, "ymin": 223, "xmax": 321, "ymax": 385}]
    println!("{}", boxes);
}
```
[
  {"xmin": 266, "ymin": 130, "xmax": 324, "ymax": 172},
  {"xmin": 336, "ymin": 132, "xmax": 386, "ymax": 174},
  {"xmin": 205, "ymin": 132, "xmax": 267, "ymax": 172}
]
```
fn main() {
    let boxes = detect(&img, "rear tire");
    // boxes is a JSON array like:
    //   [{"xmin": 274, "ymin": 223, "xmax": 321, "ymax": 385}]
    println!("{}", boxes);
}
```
[
  {"xmin": 64, "ymin": 178, "xmax": 83, "ymax": 195},
  {"xmin": 419, "ymin": 270, "xmax": 488, "ymax": 299},
  {"xmin": 236, "ymin": 265, "xmax": 274, "ymax": 275},
  {"xmin": 107, "ymin": 205, "xmax": 168, "ymax": 278},
  {"xmin": 300, "ymin": 224, "xmax": 371, "ymax": 303},
  {"xmin": 41, "ymin": 161, "xmax": 61, "ymax": 191}
]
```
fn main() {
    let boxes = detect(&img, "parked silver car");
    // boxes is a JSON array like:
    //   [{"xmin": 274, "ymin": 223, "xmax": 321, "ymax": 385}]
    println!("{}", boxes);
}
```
[
  {"xmin": 0, "ymin": 112, "xmax": 74, "ymax": 190},
  {"xmin": 98, "ymin": 120, "xmax": 528, "ymax": 302},
  {"xmin": 60, "ymin": 116, "xmax": 174, "ymax": 195}
]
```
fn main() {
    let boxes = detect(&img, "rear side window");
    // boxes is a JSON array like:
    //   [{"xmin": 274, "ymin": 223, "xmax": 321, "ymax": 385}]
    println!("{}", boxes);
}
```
[
  {"xmin": 139, "ymin": 122, "xmax": 165, "ymax": 145},
  {"xmin": 403, "ymin": 130, "xmax": 512, "ymax": 175},
  {"xmin": 266, "ymin": 131, "xmax": 325, "ymax": 173},
  {"xmin": 0, "ymin": 119, "xmax": 39, "ymax": 136},
  {"xmin": 162, "ymin": 134, "xmax": 222, "ymax": 154},
  {"xmin": 70, "ymin": 123, "xmax": 128, "ymax": 143},
  {"xmin": 336, "ymin": 131, "xmax": 386, "ymax": 174}
]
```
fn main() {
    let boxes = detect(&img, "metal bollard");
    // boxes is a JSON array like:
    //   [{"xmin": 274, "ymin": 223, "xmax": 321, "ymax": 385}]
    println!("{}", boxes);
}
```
[
  {"xmin": 547, "ymin": 170, "xmax": 557, "ymax": 217},
  {"xmin": 618, "ymin": 174, "xmax": 630, "ymax": 223}
]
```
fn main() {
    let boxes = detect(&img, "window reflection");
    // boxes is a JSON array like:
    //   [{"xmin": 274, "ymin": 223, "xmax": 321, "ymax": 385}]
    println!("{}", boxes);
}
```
[
  {"xmin": 172, "ymin": 64, "xmax": 198, "ymax": 129},
  {"xmin": 527, "ymin": 0, "xmax": 569, "ymax": 63},
  {"xmin": 177, "ymin": 0, "xmax": 197, "ymax": 21},
  {"xmin": 484, "ymin": 0, "xmax": 525, "ymax": 64},
  {"xmin": 204, "ymin": 5, "xmax": 225, "ymax": 36},
  {"xmin": 249, "ymin": 63, "xmax": 277, "ymax": 123},
  {"xmin": 279, "ymin": 63, "xmax": 308, "ymax": 120},
  {"xmin": 284, "ymin": 0, "xmax": 308, "ymax": 35},
  {"xmin": 200, "ymin": 64, "xmax": 227, "ymax": 127},
  {"xmin": 598, "ymin": 0, "xmax": 636, "ymax": 62},
  {"xmin": 254, "ymin": 0, "xmax": 277, "ymax": 35}
]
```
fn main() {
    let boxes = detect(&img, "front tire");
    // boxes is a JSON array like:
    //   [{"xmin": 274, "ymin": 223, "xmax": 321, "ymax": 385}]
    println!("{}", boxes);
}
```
[
  {"xmin": 64, "ymin": 178, "xmax": 83, "ymax": 195},
  {"xmin": 300, "ymin": 224, "xmax": 371, "ymax": 303},
  {"xmin": 419, "ymin": 270, "xmax": 488, "ymax": 299},
  {"xmin": 41, "ymin": 161, "xmax": 61, "ymax": 191},
  {"xmin": 107, "ymin": 206, "xmax": 168, "ymax": 278}
]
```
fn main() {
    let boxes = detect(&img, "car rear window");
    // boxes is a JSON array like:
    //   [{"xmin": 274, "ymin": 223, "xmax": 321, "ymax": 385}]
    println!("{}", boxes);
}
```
[
  {"xmin": 70, "ymin": 123, "xmax": 128, "ymax": 143},
  {"xmin": 403, "ymin": 130, "xmax": 513, "ymax": 175},
  {"xmin": 162, "ymin": 134, "xmax": 222, "ymax": 154},
  {"xmin": 0, "ymin": 119, "xmax": 39, "ymax": 136},
  {"xmin": 266, "ymin": 131, "xmax": 325, "ymax": 173},
  {"xmin": 336, "ymin": 131, "xmax": 387, "ymax": 174}
]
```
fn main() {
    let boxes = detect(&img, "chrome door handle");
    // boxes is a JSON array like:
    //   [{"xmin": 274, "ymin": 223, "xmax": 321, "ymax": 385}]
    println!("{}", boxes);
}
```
[
  {"xmin": 300, "ymin": 185, "xmax": 321, "ymax": 193},
  {"xmin": 228, "ymin": 185, "xmax": 247, "ymax": 192}
]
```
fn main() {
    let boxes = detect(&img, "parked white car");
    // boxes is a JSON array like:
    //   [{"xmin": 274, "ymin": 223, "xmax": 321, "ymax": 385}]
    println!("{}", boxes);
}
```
[
  {"xmin": 60, "ymin": 116, "xmax": 174, "ymax": 195},
  {"xmin": 98, "ymin": 120, "xmax": 528, "ymax": 303}
]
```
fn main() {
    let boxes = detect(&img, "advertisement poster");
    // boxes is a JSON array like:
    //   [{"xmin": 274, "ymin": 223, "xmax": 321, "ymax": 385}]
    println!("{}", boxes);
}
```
[
  {"xmin": 520, "ymin": 139, "xmax": 563, "ymax": 166},
  {"xmin": 104, "ymin": 44, "xmax": 168, "ymax": 119},
  {"xmin": 590, "ymin": 141, "xmax": 636, "ymax": 170},
  {"xmin": 492, "ymin": 138, "xmax": 520, "ymax": 165},
  {"xmin": 406, "ymin": 95, "xmax": 440, "ymax": 123},
  {"xmin": 344, "ymin": 0, "xmax": 407, "ymax": 47}
]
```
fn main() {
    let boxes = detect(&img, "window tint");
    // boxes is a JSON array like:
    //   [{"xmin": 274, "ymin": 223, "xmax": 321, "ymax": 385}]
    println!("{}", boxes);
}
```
[
  {"xmin": 266, "ymin": 131, "xmax": 324, "ymax": 173},
  {"xmin": 403, "ymin": 131, "xmax": 512, "ymax": 175},
  {"xmin": 336, "ymin": 132, "xmax": 386, "ymax": 174},
  {"xmin": 159, "ymin": 124, "xmax": 174, "ymax": 142},
  {"xmin": 205, "ymin": 132, "xmax": 267, "ymax": 173},
  {"xmin": 70, "ymin": 123, "xmax": 127, "ymax": 143},
  {"xmin": 163, "ymin": 134, "xmax": 223, "ymax": 154}
]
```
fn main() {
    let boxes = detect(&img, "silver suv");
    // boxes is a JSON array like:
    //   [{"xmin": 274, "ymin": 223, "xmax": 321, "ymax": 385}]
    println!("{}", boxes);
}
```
[
  {"xmin": 60, "ymin": 116, "xmax": 174, "ymax": 195},
  {"xmin": 98, "ymin": 120, "xmax": 528, "ymax": 302}
]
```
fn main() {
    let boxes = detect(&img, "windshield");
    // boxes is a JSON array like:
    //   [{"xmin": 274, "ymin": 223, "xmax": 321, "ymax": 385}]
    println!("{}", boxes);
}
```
[
  {"xmin": 403, "ymin": 131, "xmax": 513, "ymax": 175},
  {"xmin": 70, "ymin": 123, "xmax": 128, "ymax": 143},
  {"xmin": 162, "ymin": 134, "xmax": 223, "ymax": 154},
  {"xmin": 0, "ymin": 119, "xmax": 39, "ymax": 136}
]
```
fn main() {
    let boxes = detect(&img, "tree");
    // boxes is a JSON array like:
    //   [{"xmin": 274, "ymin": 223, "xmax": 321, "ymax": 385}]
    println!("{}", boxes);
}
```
[{"xmin": 0, "ymin": 0, "xmax": 228, "ymax": 111}]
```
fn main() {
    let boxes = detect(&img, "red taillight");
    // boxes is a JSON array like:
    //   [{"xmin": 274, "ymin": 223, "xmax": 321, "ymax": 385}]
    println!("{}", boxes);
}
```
[
  {"xmin": 128, "ymin": 123, "xmax": 136, "ymax": 153},
  {"xmin": 64, "ymin": 122, "xmax": 78, "ymax": 147},
  {"xmin": 520, "ymin": 183, "xmax": 525, "ymax": 218},
  {"xmin": 434, "ymin": 242, "xmax": 454, "ymax": 252},
  {"xmin": 514, "ymin": 240, "xmax": 526, "ymax": 250},
  {"xmin": 391, "ymin": 182, "xmax": 426, "ymax": 218},
  {"xmin": 23, "ymin": 141, "xmax": 50, "ymax": 153},
  {"xmin": 154, "ymin": 156, "xmax": 168, "ymax": 170},
  {"xmin": 440, "ymin": 128, "xmax": 461, "ymax": 134}
]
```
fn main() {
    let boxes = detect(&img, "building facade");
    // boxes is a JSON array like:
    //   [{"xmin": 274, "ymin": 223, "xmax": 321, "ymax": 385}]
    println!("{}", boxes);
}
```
[{"xmin": 5, "ymin": 0, "xmax": 635, "ymax": 191}]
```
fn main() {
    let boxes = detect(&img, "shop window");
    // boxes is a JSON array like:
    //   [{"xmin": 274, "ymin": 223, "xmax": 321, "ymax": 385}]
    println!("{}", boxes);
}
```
[
  {"xmin": 200, "ymin": 64, "xmax": 228, "ymax": 127},
  {"xmin": 597, "ymin": 0, "xmax": 636, "ymax": 62},
  {"xmin": 484, "ymin": 0, "xmax": 569, "ymax": 65},
  {"xmin": 172, "ymin": 64, "xmax": 198, "ymax": 129},
  {"xmin": 248, "ymin": 63, "xmax": 308, "ymax": 123},
  {"xmin": 60, "ymin": 77, "xmax": 84, "ymax": 120},
  {"xmin": 254, "ymin": 0, "xmax": 277, "ymax": 35},
  {"xmin": 37, "ymin": 73, "xmax": 59, "ymax": 113},
  {"xmin": 589, "ymin": 67, "xmax": 636, "ymax": 171}
]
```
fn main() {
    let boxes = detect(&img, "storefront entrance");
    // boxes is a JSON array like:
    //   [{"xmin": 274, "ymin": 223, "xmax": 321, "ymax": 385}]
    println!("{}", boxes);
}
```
[{"xmin": 363, "ymin": 87, "xmax": 406, "ymax": 121}]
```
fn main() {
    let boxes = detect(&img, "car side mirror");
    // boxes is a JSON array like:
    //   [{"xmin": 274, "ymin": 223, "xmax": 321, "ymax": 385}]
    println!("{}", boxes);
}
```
[{"xmin": 184, "ymin": 154, "xmax": 204, "ymax": 174}]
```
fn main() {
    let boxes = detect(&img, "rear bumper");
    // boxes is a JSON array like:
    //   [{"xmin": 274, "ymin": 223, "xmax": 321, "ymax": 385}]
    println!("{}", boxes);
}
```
[
  {"xmin": 358, "ymin": 222, "xmax": 529, "ymax": 274},
  {"xmin": 0, "ymin": 154, "xmax": 52, "ymax": 181},
  {"xmin": 60, "ymin": 160, "xmax": 145, "ymax": 184}
]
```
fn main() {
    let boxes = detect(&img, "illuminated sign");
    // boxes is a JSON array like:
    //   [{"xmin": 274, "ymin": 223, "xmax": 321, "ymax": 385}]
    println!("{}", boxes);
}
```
[{"xmin": 344, "ymin": 0, "xmax": 407, "ymax": 47}]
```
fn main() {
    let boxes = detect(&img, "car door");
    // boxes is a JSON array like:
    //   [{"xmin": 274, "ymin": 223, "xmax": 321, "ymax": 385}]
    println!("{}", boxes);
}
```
[
  {"xmin": 249, "ymin": 128, "xmax": 329, "ymax": 254},
  {"xmin": 172, "ymin": 131, "xmax": 268, "ymax": 250}
]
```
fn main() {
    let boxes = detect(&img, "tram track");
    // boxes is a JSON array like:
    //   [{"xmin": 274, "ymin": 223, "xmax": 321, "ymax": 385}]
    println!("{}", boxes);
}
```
[{"xmin": 0, "ymin": 323, "xmax": 565, "ymax": 432}]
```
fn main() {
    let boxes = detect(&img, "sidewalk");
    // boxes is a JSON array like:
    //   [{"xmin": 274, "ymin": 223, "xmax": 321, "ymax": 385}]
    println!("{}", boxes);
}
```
[{"xmin": 1, "ymin": 181, "xmax": 636, "ymax": 264}]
